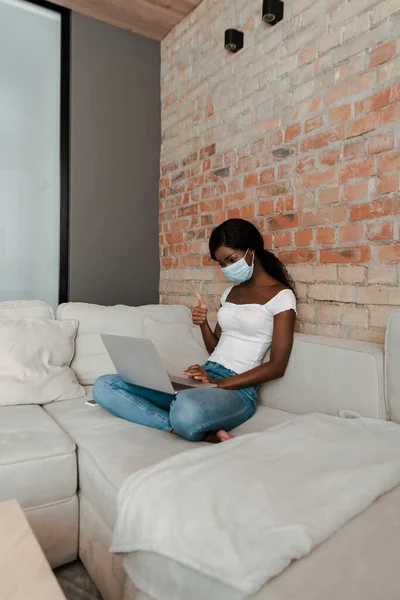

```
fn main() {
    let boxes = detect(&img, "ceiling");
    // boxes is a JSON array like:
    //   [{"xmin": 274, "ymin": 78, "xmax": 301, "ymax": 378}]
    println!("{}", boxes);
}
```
[{"xmin": 52, "ymin": 0, "xmax": 203, "ymax": 40}]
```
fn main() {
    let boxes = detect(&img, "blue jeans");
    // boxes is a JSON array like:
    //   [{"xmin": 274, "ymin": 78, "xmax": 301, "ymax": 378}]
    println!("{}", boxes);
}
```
[{"xmin": 93, "ymin": 361, "xmax": 258, "ymax": 442}]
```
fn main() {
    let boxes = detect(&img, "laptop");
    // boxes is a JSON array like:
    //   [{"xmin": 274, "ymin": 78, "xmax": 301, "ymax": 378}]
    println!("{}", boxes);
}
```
[{"xmin": 100, "ymin": 334, "xmax": 217, "ymax": 395}]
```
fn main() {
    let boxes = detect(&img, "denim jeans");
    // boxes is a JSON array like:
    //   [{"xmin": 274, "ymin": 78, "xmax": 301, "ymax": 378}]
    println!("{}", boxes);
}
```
[{"xmin": 93, "ymin": 361, "xmax": 258, "ymax": 442}]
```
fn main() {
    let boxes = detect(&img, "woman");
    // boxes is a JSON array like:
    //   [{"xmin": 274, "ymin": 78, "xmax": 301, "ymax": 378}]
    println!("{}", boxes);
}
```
[{"xmin": 93, "ymin": 218, "xmax": 296, "ymax": 442}]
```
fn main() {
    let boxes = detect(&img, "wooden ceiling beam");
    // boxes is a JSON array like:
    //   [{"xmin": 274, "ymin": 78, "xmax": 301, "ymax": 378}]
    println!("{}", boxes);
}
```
[{"xmin": 51, "ymin": 0, "xmax": 203, "ymax": 40}]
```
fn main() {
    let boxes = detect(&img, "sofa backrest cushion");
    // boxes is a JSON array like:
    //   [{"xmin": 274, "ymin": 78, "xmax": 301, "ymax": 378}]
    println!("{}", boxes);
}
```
[
  {"xmin": 385, "ymin": 311, "xmax": 400, "ymax": 424},
  {"xmin": 0, "ymin": 300, "xmax": 54, "ymax": 319},
  {"xmin": 259, "ymin": 334, "xmax": 386, "ymax": 420},
  {"xmin": 56, "ymin": 303, "xmax": 194, "ymax": 385}
]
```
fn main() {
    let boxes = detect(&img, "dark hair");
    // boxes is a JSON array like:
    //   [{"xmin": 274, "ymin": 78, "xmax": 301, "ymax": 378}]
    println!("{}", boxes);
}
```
[{"xmin": 209, "ymin": 218, "xmax": 296, "ymax": 294}]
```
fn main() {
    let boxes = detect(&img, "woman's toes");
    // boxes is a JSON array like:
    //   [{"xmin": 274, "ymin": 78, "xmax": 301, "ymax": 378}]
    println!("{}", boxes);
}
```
[{"xmin": 216, "ymin": 430, "xmax": 233, "ymax": 442}]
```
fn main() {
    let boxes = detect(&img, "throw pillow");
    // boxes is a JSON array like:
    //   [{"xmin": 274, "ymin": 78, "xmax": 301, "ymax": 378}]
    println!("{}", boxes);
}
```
[
  {"xmin": 0, "ymin": 318, "xmax": 84, "ymax": 406},
  {"xmin": 142, "ymin": 318, "xmax": 209, "ymax": 375}
]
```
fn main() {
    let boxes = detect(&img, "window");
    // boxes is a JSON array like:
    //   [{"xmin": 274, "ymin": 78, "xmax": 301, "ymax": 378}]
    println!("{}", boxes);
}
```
[{"xmin": 0, "ymin": 0, "xmax": 69, "ymax": 309}]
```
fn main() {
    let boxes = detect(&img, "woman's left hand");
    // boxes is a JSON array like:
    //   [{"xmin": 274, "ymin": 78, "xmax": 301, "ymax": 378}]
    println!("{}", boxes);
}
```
[{"xmin": 184, "ymin": 365, "xmax": 216, "ymax": 384}]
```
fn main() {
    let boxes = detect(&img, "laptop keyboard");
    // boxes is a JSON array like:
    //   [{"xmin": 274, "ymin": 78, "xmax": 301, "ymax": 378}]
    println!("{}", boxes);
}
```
[{"xmin": 172, "ymin": 382, "xmax": 193, "ymax": 392}]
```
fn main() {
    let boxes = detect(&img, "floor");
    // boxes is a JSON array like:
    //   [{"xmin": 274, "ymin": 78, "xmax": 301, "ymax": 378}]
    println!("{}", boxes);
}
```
[{"xmin": 55, "ymin": 560, "xmax": 103, "ymax": 600}]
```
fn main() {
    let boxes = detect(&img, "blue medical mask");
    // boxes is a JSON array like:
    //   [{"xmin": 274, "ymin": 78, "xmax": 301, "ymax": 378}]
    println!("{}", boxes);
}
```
[{"xmin": 221, "ymin": 249, "xmax": 254, "ymax": 283}]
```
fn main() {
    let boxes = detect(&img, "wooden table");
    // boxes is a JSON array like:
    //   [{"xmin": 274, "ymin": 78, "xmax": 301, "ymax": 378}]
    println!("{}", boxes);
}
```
[{"xmin": 0, "ymin": 500, "xmax": 66, "ymax": 600}]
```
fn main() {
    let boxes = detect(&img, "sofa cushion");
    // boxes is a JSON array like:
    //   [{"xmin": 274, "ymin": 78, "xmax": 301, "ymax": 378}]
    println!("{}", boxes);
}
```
[
  {"xmin": 385, "ymin": 311, "xmax": 400, "ymax": 424},
  {"xmin": 0, "ymin": 300, "xmax": 54, "ymax": 319},
  {"xmin": 0, "ymin": 318, "xmax": 84, "ymax": 406},
  {"xmin": 0, "ymin": 405, "xmax": 77, "ymax": 508},
  {"xmin": 143, "ymin": 318, "xmax": 209, "ymax": 374},
  {"xmin": 259, "ymin": 333, "xmax": 386, "ymax": 420},
  {"xmin": 44, "ymin": 395, "xmax": 294, "ymax": 532},
  {"xmin": 56, "ymin": 303, "xmax": 194, "ymax": 385}
]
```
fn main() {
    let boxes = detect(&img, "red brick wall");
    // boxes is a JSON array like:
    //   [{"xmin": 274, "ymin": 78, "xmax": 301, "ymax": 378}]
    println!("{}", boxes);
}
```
[{"xmin": 159, "ymin": 0, "xmax": 400, "ymax": 343}]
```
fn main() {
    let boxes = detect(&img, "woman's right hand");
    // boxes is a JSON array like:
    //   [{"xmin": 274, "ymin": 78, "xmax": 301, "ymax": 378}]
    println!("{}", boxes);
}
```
[{"xmin": 192, "ymin": 293, "xmax": 208, "ymax": 326}]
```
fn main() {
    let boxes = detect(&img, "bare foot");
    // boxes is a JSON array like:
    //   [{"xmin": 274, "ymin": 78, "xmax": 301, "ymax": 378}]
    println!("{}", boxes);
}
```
[{"xmin": 205, "ymin": 430, "xmax": 233, "ymax": 443}]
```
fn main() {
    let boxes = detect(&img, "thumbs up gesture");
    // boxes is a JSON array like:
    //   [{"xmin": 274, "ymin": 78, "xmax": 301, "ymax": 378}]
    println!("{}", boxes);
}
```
[{"xmin": 192, "ymin": 292, "xmax": 208, "ymax": 326}]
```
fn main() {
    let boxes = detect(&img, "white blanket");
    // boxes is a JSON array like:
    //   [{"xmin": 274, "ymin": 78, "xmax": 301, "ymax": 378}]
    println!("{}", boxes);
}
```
[{"xmin": 112, "ymin": 414, "xmax": 400, "ymax": 596}]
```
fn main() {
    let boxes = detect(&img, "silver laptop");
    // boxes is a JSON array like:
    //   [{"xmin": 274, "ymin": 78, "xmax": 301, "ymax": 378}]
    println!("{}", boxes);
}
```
[{"xmin": 101, "ymin": 334, "xmax": 217, "ymax": 395}]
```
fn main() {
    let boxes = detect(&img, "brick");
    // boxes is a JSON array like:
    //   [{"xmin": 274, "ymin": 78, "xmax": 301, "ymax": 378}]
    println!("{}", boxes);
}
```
[
  {"xmin": 224, "ymin": 191, "xmax": 254, "ymax": 207},
  {"xmin": 297, "ymin": 303, "xmax": 316, "ymax": 321},
  {"xmin": 260, "ymin": 168, "xmax": 275, "ymax": 184},
  {"xmin": 340, "ymin": 224, "xmax": 364, "ymax": 243},
  {"xmin": 301, "ymin": 205, "xmax": 347, "ymax": 227},
  {"xmin": 357, "ymin": 287, "xmax": 390, "ymax": 305},
  {"xmin": 321, "ymin": 150, "xmax": 341, "ymax": 166},
  {"xmin": 305, "ymin": 115, "xmax": 324, "ymax": 133},
  {"xmin": 258, "ymin": 200, "xmax": 275, "ymax": 215},
  {"xmin": 244, "ymin": 173, "xmax": 259, "ymax": 188},
  {"xmin": 199, "ymin": 199, "xmax": 223, "ymax": 212},
  {"xmin": 308, "ymin": 284, "xmax": 356, "ymax": 303},
  {"xmin": 288, "ymin": 264, "xmax": 314, "ymax": 283},
  {"xmin": 366, "ymin": 221, "xmax": 394, "ymax": 241},
  {"xmin": 369, "ymin": 41, "xmax": 397, "ymax": 67},
  {"xmin": 199, "ymin": 144, "xmax": 216, "ymax": 160},
  {"xmin": 320, "ymin": 246, "xmax": 370, "ymax": 263},
  {"xmin": 301, "ymin": 127, "xmax": 344, "ymax": 152},
  {"xmin": 342, "ymin": 307, "xmax": 368, "ymax": 328},
  {"xmin": 389, "ymin": 288, "xmax": 400, "ymax": 305},
  {"xmin": 344, "ymin": 140, "xmax": 367, "ymax": 160},
  {"xmin": 315, "ymin": 324, "xmax": 343, "ymax": 337},
  {"xmin": 277, "ymin": 250, "xmax": 317, "ymax": 264},
  {"xmin": 284, "ymin": 123, "xmax": 302, "ymax": 141},
  {"xmin": 294, "ymin": 97, "xmax": 322, "ymax": 120},
  {"xmin": 379, "ymin": 152, "xmax": 400, "ymax": 173},
  {"xmin": 178, "ymin": 204, "xmax": 198, "ymax": 217},
  {"xmin": 317, "ymin": 227, "xmax": 336, "ymax": 245},
  {"xmin": 343, "ymin": 181, "xmax": 368, "ymax": 201},
  {"xmin": 296, "ymin": 169, "xmax": 338, "ymax": 189},
  {"xmin": 347, "ymin": 113, "xmax": 381, "ymax": 138},
  {"xmin": 370, "ymin": 308, "xmax": 394, "ymax": 328},
  {"xmin": 380, "ymin": 104, "xmax": 400, "ymax": 125},
  {"xmin": 298, "ymin": 42, "xmax": 317, "ymax": 66},
  {"xmin": 296, "ymin": 156, "xmax": 316, "ymax": 174},
  {"xmin": 378, "ymin": 173, "xmax": 399, "ymax": 194},
  {"xmin": 268, "ymin": 213, "xmax": 299, "ymax": 230},
  {"xmin": 355, "ymin": 87, "xmax": 392, "ymax": 115},
  {"xmin": 337, "ymin": 55, "xmax": 365, "ymax": 81},
  {"xmin": 350, "ymin": 199, "xmax": 393, "ymax": 221},
  {"xmin": 201, "ymin": 183, "xmax": 226, "ymax": 199},
  {"xmin": 340, "ymin": 159, "xmax": 375, "ymax": 182},
  {"xmin": 368, "ymin": 135, "xmax": 394, "ymax": 155},
  {"xmin": 266, "ymin": 130, "xmax": 284, "ymax": 149},
  {"xmin": 368, "ymin": 265, "xmax": 397, "ymax": 285},
  {"xmin": 256, "ymin": 181, "xmax": 290, "ymax": 198},
  {"xmin": 314, "ymin": 265, "xmax": 337, "ymax": 282},
  {"xmin": 319, "ymin": 304, "xmax": 342, "ymax": 323},
  {"xmin": 276, "ymin": 196, "xmax": 295, "ymax": 212},
  {"xmin": 240, "ymin": 205, "xmax": 255, "ymax": 219},
  {"xmin": 296, "ymin": 192, "xmax": 315, "ymax": 209},
  {"xmin": 338, "ymin": 266, "xmax": 365, "ymax": 284},
  {"xmin": 273, "ymin": 231, "xmax": 292, "ymax": 248},
  {"xmin": 295, "ymin": 229, "xmax": 313, "ymax": 246},
  {"xmin": 227, "ymin": 208, "xmax": 240, "ymax": 219},
  {"xmin": 378, "ymin": 245, "xmax": 400, "ymax": 262},
  {"xmin": 319, "ymin": 187, "xmax": 340, "ymax": 205},
  {"xmin": 206, "ymin": 104, "xmax": 214, "ymax": 117},
  {"xmin": 329, "ymin": 104, "xmax": 351, "ymax": 123}
]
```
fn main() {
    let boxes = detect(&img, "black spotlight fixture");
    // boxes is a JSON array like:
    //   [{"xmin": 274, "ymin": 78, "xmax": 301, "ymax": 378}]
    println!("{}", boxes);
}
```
[
  {"xmin": 262, "ymin": 0, "xmax": 284, "ymax": 25},
  {"xmin": 224, "ymin": 29, "xmax": 244, "ymax": 53}
]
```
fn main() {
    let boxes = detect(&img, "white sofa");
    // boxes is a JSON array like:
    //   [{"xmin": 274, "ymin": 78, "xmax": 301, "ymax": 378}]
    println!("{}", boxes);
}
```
[{"xmin": 0, "ymin": 300, "xmax": 399, "ymax": 600}]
